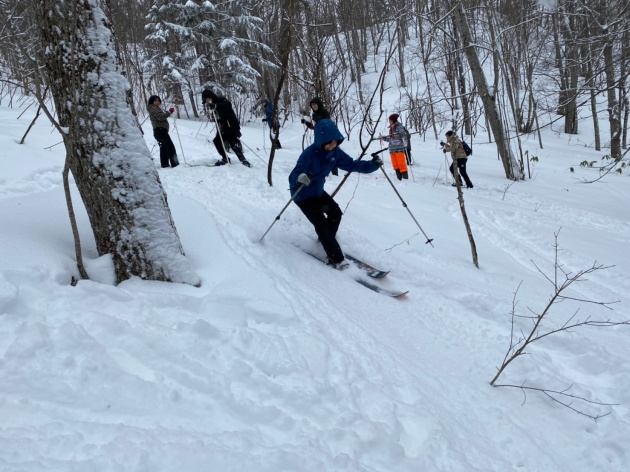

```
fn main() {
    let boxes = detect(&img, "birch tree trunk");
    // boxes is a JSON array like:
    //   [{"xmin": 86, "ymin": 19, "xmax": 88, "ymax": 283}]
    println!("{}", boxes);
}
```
[{"xmin": 35, "ymin": 0, "xmax": 199, "ymax": 286}]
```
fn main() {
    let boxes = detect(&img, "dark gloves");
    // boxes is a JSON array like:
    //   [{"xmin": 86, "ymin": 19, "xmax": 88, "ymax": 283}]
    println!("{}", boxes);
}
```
[
  {"xmin": 371, "ymin": 154, "xmax": 383, "ymax": 166},
  {"xmin": 207, "ymin": 103, "xmax": 216, "ymax": 110},
  {"xmin": 168, "ymin": 108, "xmax": 175, "ymax": 114},
  {"xmin": 440, "ymin": 141, "xmax": 445, "ymax": 146},
  {"xmin": 262, "ymin": 118, "xmax": 267, "ymax": 122},
  {"xmin": 331, "ymin": 166, "xmax": 339, "ymax": 176},
  {"xmin": 300, "ymin": 118, "xmax": 305, "ymax": 124},
  {"xmin": 443, "ymin": 148, "xmax": 447, "ymax": 154}
]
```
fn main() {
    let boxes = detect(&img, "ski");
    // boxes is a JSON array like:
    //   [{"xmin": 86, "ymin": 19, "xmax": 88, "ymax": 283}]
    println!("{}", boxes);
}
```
[
  {"xmin": 300, "ymin": 249, "xmax": 408, "ymax": 298},
  {"xmin": 344, "ymin": 254, "xmax": 389, "ymax": 279},
  {"xmin": 354, "ymin": 278, "xmax": 409, "ymax": 299}
]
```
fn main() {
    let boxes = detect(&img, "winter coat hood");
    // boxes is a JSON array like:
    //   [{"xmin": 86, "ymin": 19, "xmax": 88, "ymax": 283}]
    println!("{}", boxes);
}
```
[
  {"xmin": 202, "ymin": 89, "xmax": 218, "ymax": 101},
  {"xmin": 310, "ymin": 97, "xmax": 324, "ymax": 107},
  {"xmin": 288, "ymin": 119, "xmax": 378, "ymax": 202},
  {"xmin": 313, "ymin": 119, "xmax": 344, "ymax": 148}
]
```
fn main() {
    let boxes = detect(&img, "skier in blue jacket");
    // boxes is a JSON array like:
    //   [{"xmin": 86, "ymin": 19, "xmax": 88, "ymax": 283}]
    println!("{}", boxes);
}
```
[{"xmin": 289, "ymin": 119, "xmax": 383, "ymax": 268}]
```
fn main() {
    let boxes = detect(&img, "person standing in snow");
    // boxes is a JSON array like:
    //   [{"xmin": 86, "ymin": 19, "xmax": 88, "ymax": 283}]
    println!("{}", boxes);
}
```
[
  {"xmin": 262, "ymin": 99, "xmax": 281, "ymax": 148},
  {"xmin": 289, "ymin": 119, "xmax": 383, "ymax": 268},
  {"xmin": 301, "ymin": 97, "xmax": 339, "ymax": 175},
  {"xmin": 147, "ymin": 95, "xmax": 179, "ymax": 168},
  {"xmin": 382, "ymin": 114, "xmax": 409, "ymax": 180},
  {"xmin": 202, "ymin": 89, "xmax": 251, "ymax": 167},
  {"xmin": 441, "ymin": 130, "xmax": 473, "ymax": 188},
  {"xmin": 300, "ymin": 96, "xmax": 331, "ymax": 130}
]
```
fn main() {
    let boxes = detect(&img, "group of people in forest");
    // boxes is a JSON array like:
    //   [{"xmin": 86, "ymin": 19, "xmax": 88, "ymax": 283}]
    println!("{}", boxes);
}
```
[{"xmin": 147, "ymin": 90, "xmax": 473, "ymax": 268}]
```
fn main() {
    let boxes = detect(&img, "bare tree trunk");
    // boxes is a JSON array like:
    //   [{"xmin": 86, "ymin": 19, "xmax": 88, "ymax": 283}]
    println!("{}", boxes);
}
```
[
  {"xmin": 267, "ymin": 0, "xmax": 295, "ymax": 187},
  {"xmin": 452, "ymin": 1, "xmax": 522, "ymax": 180},
  {"xmin": 35, "ymin": 0, "xmax": 199, "ymax": 285},
  {"xmin": 20, "ymin": 102, "xmax": 42, "ymax": 144},
  {"xmin": 451, "ymin": 155, "xmax": 479, "ymax": 268},
  {"xmin": 603, "ymin": 27, "xmax": 622, "ymax": 159},
  {"xmin": 63, "ymin": 157, "xmax": 90, "ymax": 281}
]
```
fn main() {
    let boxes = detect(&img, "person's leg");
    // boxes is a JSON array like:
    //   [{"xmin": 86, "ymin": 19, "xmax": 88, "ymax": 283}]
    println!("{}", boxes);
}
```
[
  {"xmin": 449, "ymin": 161, "xmax": 462, "ymax": 185},
  {"xmin": 319, "ymin": 192, "xmax": 343, "ymax": 238},
  {"xmin": 153, "ymin": 128, "xmax": 170, "ymax": 168},
  {"xmin": 458, "ymin": 158, "xmax": 473, "ymax": 188},
  {"xmin": 228, "ymin": 138, "xmax": 250, "ymax": 167},
  {"xmin": 296, "ymin": 195, "xmax": 344, "ymax": 263},
  {"xmin": 392, "ymin": 152, "xmax": 408, "ymax": 179},
  {"xmin": 163, "ymin": 133, "xmax": 179, "ymax": 167},
  {"xmin": 213, "ymin": 133, "xmax": 228, "ymax": 164},
  {"xmin": 394, "ymin": 152, "xmax": 408, "ymax": 173},
  {"xmin": 390, "ymin": 152, "xmax": 402, "ymax": 180}
]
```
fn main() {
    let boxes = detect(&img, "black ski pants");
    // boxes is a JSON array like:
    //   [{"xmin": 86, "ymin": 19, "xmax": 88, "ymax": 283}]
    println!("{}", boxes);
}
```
[
  {"xmin": 213, "ymin": 132, "xmax": 247, "ymax": 163},
  {"xmin": 153, "ymin": 127, "xmax": 179, "ymax": 168},
  {"xmin": 296, "ymin": 192, "xmax": 344, "ymax": 264},
  {"xmin": 449, "ymin": 158, "xmax": 473, "ymax": 187}
]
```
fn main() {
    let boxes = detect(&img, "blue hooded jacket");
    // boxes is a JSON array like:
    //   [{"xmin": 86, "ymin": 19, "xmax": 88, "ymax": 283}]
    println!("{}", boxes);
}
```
[
  {"xmin": 289, "ymin": 119, "xmax": 379, "ymax": 202},
  {"xmin": 264, "ymin": 100, "xmax": 274, "ymax": 123}
]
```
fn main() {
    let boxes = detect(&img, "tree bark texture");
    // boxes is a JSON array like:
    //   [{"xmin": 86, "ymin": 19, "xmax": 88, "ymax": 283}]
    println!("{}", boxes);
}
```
[
  {"xmin": 36, "ymin": 0, "xmax": 199, "ymax": 286},
  {"xmin": 452, "ymin": 2, "xmax": 522, "ymax": 180}
]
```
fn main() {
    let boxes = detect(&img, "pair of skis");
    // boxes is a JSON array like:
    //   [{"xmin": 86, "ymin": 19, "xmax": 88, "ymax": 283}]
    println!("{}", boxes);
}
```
[{"xmin": 302, "ymin": 250, "xmax": 408, "ymax": 298}]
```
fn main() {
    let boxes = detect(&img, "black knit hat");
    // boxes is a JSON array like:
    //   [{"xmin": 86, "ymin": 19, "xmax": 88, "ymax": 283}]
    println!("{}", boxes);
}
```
[{"xmin": 202, "ymin": 89, "xmax": 218, "ymax": 101}]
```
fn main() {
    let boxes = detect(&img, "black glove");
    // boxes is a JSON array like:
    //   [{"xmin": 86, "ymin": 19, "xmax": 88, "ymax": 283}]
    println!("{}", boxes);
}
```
[
  {"xmin": 331, "ymin": 166, "xmax": 339, "ymax": 176},
  {"xmin": 262, "ymin": 118, "xmax": 267, "ymax": 123},
  {"xmin": 300, "ymin": 118, "xmax": 305, "ymax": 124},
  {"xmin": 371, "ymin": 154, "xmax": 383, "ymax": 166},
  {"xmin": 207, "ymin": 103, "xmax": 216, "ymax": 110},
  {"xmin": 440, "ymin": 141, "xmax": 445, "ymax": 146},
  {"xmin": 443, "ymin": 148, "xmax": 447, "ymax": 154}
]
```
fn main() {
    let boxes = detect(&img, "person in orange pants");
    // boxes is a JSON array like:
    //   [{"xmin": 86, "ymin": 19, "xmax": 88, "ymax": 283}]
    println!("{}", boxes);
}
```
[{"xmin": 382, "ymin": 114, "xmax": 410, "ymax": 180}]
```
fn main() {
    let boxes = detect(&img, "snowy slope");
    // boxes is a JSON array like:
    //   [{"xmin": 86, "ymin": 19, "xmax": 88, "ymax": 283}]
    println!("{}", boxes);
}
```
[{"xmin": 0, "ymin": 101, "xmax": 629, "ymax": 471}]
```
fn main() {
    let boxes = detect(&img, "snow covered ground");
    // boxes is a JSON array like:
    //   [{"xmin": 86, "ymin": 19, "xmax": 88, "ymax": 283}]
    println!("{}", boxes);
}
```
[{"xmin": 0, "ymin": 98, "xmax": 629, "ymax": 471}]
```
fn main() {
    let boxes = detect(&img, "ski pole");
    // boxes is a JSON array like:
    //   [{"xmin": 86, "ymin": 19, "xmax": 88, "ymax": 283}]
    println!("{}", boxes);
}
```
[
  {"xmin": 194, "ymin": 118, "xmax": 208, "ymax": 139},
  {"xmin": 211, "ymin": 108, "xmax": 231, "ymax": 164},
  {"xmin": 259, "ymin": 184, "xmax": 305, "ymax": 242},
  {"xmin": 241, "ymin": 139, "xmax": 268, "ymax": 165},
  {"xmin": 372, "ymin": 150, "xmax": 434, "ymax": 247},
  {"xmin": 404, "ymin": 148, "xmax": 415, "ymax": 183},
  {"xmin": 172, "ymin": 116, "xmax": 188, "ymax": 166},
  {"xmin": 444, "ymin": 152, "xmax": 453, "ymax": 185}
]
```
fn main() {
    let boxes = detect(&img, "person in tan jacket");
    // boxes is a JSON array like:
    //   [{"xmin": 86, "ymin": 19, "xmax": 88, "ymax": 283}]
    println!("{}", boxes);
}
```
[{"xmin": 442, "ymin": 130, "xmax": 473, "ymax": 188}]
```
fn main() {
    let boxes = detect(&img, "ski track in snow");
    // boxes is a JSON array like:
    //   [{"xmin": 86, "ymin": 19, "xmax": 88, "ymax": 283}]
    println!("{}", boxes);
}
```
[{"xmin": 1, "ymin": 108, "xmax": 629, "ymax": 471}]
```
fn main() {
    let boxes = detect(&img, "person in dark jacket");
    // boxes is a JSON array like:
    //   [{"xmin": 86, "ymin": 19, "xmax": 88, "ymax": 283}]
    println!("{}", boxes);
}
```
[
  {"xmin": 147, "ymin": 95, "xmax": 179, "ymax": 168},
  {"xmin": 202, "ymin": 89, "xmax": 251, "ymax": 167},
  {"xmin": 289, "ymin": 119, "xmax": 382, "ymax": 268},
  {"xmin": 262, "ymin": 99, "xmax": 281, "ymax": 148},
  {"xmin": 300, "ymin": 96, "xmax": 331, "ymax": 130},
  {"xmin": 442, "ymin": 130, "xmax": 473, "ymax": 188}
]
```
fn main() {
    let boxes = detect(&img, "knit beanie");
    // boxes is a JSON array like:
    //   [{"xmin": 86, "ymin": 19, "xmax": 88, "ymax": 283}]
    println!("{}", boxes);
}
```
[
  {"xmin": 389, "ymin": 113, "xmax": 399, "ymax": 122},
  {"xmin": 202, "ymin": 89, "xmax": 218, "ymax": 101}
]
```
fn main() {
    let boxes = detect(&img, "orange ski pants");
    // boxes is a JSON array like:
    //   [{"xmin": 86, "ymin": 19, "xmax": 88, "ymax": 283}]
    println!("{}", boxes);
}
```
[{"xmin": 389, "ymin": 151, "xmax": 408, "ymax": 173}]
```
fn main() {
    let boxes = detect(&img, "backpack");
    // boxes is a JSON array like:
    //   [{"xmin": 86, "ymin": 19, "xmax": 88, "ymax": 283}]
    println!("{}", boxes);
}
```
[{"xmin": 462, "ymin": 141, "xmax": 472, "ymax": 156}]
